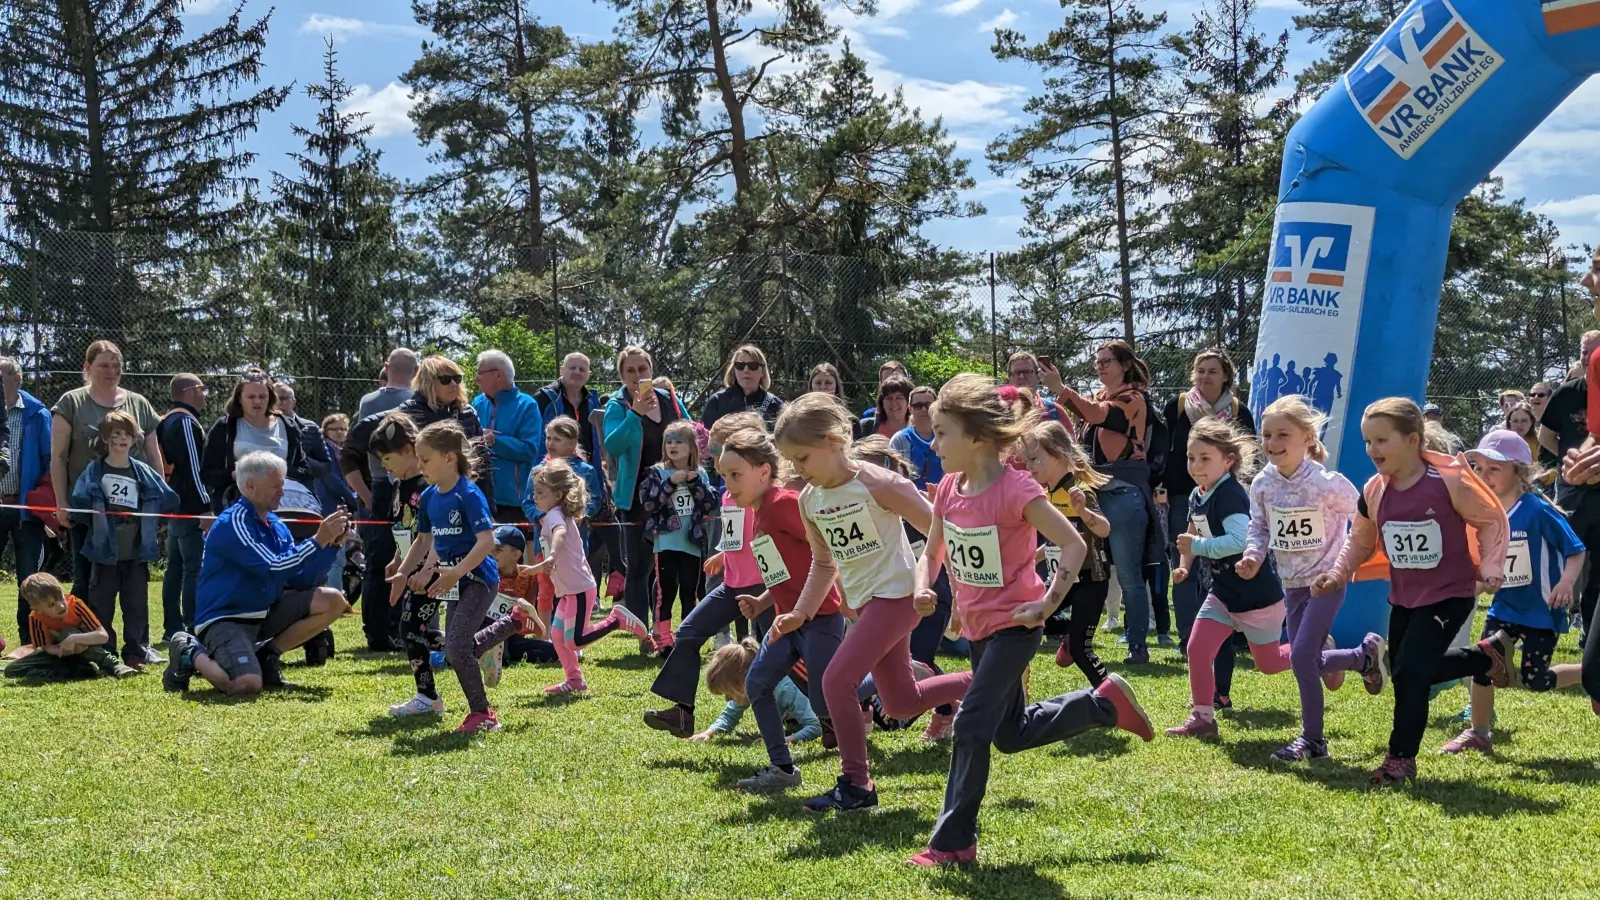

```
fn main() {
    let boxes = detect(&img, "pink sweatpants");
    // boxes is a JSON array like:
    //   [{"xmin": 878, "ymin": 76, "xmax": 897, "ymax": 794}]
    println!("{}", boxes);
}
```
[
  {"xmin": 822, "ymin": 595, "xmax": 973, "ymax": 786},
  {"xmin": 1187, "ymin": 615, "xmax": 1290, "ymax": 708},
  {"xmin": 551, "ymin": 589, "xmax": 620, "ymax": 684}
]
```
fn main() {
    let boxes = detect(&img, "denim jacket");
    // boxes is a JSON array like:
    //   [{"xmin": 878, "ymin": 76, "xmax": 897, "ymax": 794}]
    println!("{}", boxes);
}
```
[{"xmin": 71, "ymin": 456, "xmax": 179, "ymax": 564}]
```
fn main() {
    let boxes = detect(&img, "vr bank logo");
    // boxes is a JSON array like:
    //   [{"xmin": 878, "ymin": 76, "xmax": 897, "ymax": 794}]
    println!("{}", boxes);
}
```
[
  {"xmin": 1267, "ymin": 222, "xmax": 1350, "ymax": 317},
  {"xmin": 1344, "ymin": 0, "xmax": 1500, "ymax": 159}
]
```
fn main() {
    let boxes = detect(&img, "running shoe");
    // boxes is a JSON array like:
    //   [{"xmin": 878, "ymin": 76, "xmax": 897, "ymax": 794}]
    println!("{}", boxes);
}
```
[
  {"xmin": 1165, "ymin": 712, "xmax": 1220, "ymax": 741},
  {"xmin": 1054, "ymin": 638, "xmax": 1073, "ymax": 668},
  {"xmin": 1369, "ymin": 754, "xmax": 1416, "ymax": 786},
  {"xmin": 1440, "ymin": 728, "xmax": 1492, "ymax": 755},
  {"xmin": 920, "ymin": 704, "xmax": 958, "ymax": 742},
  {"xmin": 544, "ymin": 679, "xmax": 588, "ymax": 694},
  {"xmin": 1478, "ymin": 630, "xmax": 1518, "ymax": 689},
  {"xmin": 1094, "ymin": 674, "xmax": 1154, "ymax": 741},
  {"xmin": 1360, "ymin": 633, "xmax": 1388, "ymax": 695},
  {"xmin": 163, "ymin": 631, "xmax": 199, "ymax": 693},
  {"xmin": 1271, "ymin": 735, "xmax": 1330, "ymax": 763},
  {"xmin": 644, "ymin": 704, "xmax": 695, "ymax": 737},
  {"xmin": 906, "ymin": 845, "xmax": 977, "ymax": 867},
  {"xmin": 802, "ymin": 775, "xmax": 878, "ymax": 813},
  {"xmin": 455, "ymin": 708, "xmax": 502, "ymax": 732},
  {"xmin": 737, "ymin": 765, "xmax": 803, "ymax": 792},
  {"xmin": 480, "ymin": 642, "xmax": 504, "ymax": 688},
  {"xmin": 390, "ymin": 694, "xmax": 445, "ymax": 717},
  {"xmin": 1321, "ymin": 635, "xmax": 1345, "ymax": 691}
]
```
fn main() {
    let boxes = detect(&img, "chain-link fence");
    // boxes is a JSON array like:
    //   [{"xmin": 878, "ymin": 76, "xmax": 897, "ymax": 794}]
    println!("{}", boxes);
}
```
[{"xmin": 1, "ymin": 231, "xmax": 1588, "ymax": 446}]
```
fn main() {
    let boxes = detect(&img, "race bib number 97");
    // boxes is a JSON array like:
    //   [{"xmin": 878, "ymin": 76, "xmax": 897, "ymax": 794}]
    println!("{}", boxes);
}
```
[
  {"xmin": 814, "ymin": 504, "xmax": 884, "ymax": 564},
  {"xmin": 944, "ymin": 521, "xmax": 1003, "ymax": 588},
  {"xmin": 673, "ymin": 488, "xmax": 694, "ymax": 517},
  {"xmin": 1382, "ymin": 520, "xmax": 1443, "ymax": 570}
]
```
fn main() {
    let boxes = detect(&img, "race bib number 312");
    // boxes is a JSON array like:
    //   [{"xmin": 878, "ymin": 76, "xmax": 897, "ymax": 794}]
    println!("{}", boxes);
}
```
[
  {"xmin": 1383, "ymin": 520, "xmax": 1443, "ymax": 570},
  {"xmin": 944, "ymin": 520, "xmax": 1003, "ymax": 588}
]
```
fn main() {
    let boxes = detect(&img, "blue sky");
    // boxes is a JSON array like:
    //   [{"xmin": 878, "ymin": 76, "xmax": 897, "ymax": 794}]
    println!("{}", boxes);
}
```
[{"xmin": 199, "ymin": 0, "xmax": 1600, "ymax": 254}]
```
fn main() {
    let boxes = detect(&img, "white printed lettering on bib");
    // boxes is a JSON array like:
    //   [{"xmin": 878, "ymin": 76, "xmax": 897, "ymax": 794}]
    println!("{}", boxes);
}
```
[
  {"xmin": 751, "ymin": 534, "xmax": 791, "ymax": 588},
  {"xmin": 1043, "ymin": 545, "xmax": 1062, "ymax": 579},
  {"xmin": 814, "ymin": 504, "xmax": 884, "ymax": 564},
  {"xmin": 673, "ymin": 488, "xmax": 694, "ymax": 517},
  {"xmin": 944, "ymin": 520, "xmax": 1003, "ymax": 588},
  {"xmin": 392, "ymin": 525, "xmax": 414, "ymax": 560},
  {"xmin": 102, "ymin": 473, "xmax": 138, "ymax": 509},
  {"xmin": 719, "ymin": 507, "xmax": 745, "ymax": 552},
  {"xmin": 1382, "ymin": 520, "xmax": 1444, "ymax": 570},
  {"xmin": 1503, "ymin": 538, "xmax": 1532, "ymax": 589},
  {"xmin": 1270, "ymin": 506, "xmax": 1326, "ymax": 552},
  {"xmin": 1191, "ymin": 514, "xmax": 1214, "ymax": 540}
]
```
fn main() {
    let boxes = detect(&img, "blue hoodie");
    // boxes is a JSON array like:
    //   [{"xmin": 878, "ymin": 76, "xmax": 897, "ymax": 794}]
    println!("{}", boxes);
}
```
[
  {"xmin": 471, "ymin": 387, "xmax": 545, "ymax": 508},
  {"xmin": 5, "ymin": 390, "xmax": 51, "ymax": 521},
  {"xmin": 194, "ymin": 497, "xmax": 338, "ymax": 633}
]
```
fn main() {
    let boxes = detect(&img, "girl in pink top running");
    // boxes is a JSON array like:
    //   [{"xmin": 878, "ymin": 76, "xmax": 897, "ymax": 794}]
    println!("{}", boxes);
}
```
[
  {"xmin": 1316, "ymin": 397, "xmax": 1515, "ymax": 786},
  {"xmin": 907, "ymin": 375, "xmax": 1154, "ymax": 868}
]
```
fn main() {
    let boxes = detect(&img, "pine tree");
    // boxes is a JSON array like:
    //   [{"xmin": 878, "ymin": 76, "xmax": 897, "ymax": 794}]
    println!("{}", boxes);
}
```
[
  {"xmin": 271, "ymin": 39, "xmax": 414, "ymax": 415},
  {"xmin": 1292, "ymin": 0, "xmax": 1404, "ymax": 98},
  {"xmin": 988, "ymin": 0, "xmax": 1172, "ymax": 345},
  {"xmin": 0, "ymin": 0, "xmax": 287, "ymax": 371},
  {"xmin": 1149, "ymin": 0, "xmax": 1289, "ymax": 383}
]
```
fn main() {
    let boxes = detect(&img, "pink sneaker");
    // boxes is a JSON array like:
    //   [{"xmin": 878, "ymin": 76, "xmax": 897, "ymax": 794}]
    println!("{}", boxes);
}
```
[
  {"xmin": 920, "ymin": 702, "xmax": 959, "ymax": 742},
  {"xmin": 544, "ymin": 679, "xmax": 588, "ymax": 694},
  {"xmin": 1094, "ymin": 673, "xmax": 1154, "ymax": 741},
  {"xmin": 1320, "ymin": 635, "xmax": 1345, "ymax": 691},
  {"xmin": 1440, "ymin": 728, "xmax": 1492, "ymax": 755},
  {"xmin": 608, "ymin": 604, "xmax": 656, "ymax": 648},
  {"xmin": 1360, "ymin": 633, "xmax": 1388, "ymax": 695},
  {"xmin": 1369, "ymin": 753, "xmax": 1416, "ymax": 786},
  {"xmin": 1055, "ymin": 638, "xmax": 1073, "ymax": 668},
  {"xmin": 606, "ymin": 572, "xmax": 626, "ymax": 599},
  {"xmin": 455, "ymin": 708, "xmax": 501, "ymax": 733},
  {"xmin": 906, "ymin": 845, "xmax": 977, "ymax": 867},
  {"xmin": 1164, "ymin": 712, "xmax": 1219, "ymax": 741}
]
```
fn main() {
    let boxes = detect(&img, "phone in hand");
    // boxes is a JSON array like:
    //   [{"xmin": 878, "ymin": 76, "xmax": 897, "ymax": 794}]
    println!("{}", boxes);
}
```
[{"xmin": 1038, "ymin": 355, "xmax": 1054, "ymax": 370}]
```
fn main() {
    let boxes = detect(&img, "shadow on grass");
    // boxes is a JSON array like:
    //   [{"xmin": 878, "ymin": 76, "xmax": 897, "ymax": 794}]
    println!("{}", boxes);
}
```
[
  {"xmin": 335, "ymin": 714, "xmax": 535, "ymax": 755},
  {"xmin": 1510, "ymin": 755, "xmax": 1600, "ymax": 785},
  {"xmin": 777, "ymin": 805, "xmax": 934, "ymax": 859},
  {"xmin": 929, "ymin": 850, "xmax": 1160, "ymax": 900},
  {"xmin": 1111, "ymin": 658, "xmax": 1188, "ymax": 679},
  {"xmin": 1048, "ymin": 730, "xmax": 1136, "ymax": 760},
  {"xmin": 590, "ymin": 653, "xmax": 664, "ymax": 672},
  {"xmin": 1223, "ymin": 737, "xmax": 1565, "ymax": 816},
  {"xmin": 339, "ymin": 660, "xmax": 416, "ymax": 677},
  {"xmin": 1220, "ymin": 706, "xmax": 1298, "ymax": 731},
  {"xmin": 184, "ymin": 684, "xmax": 333, "ymax": 704},
  {"xmin": 994, "ymin": 797, "xmax": 1037, "ymax": 812}
]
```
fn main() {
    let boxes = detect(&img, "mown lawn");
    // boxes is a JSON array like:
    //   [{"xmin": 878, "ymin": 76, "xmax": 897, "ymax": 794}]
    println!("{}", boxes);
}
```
[{"xmin": 2, "ymin": 584, "xmax": 1598, "ymax": 900}]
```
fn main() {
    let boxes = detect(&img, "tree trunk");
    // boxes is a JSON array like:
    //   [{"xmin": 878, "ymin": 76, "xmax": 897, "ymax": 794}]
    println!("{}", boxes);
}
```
[{"xmin": 1104, "ymin": 0, "xmax": 1136, "ymax": 345}]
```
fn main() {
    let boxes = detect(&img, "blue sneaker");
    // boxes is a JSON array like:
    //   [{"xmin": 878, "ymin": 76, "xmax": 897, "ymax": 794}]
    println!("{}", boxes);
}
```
[{"xmin": 430, "ymin": 650, "xmax": 447, "ymax": 669}]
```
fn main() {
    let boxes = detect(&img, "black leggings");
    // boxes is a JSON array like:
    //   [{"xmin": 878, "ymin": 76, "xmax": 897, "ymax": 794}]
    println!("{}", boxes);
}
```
[
  {"xmin": 1048, "ymin": 579, "xmax": 1109, "ymax": 686},
  {"xmin": 1388, "ymin": 596, "xmax": 1493, "ymax": 758},
  {"xmin": 1473, "ymin": 617, "xmax": 1560, "ymax": 692},
  {"xmin": 655, "ymin": 549, "xmax": 702, "ymax": 625},
  {"xmin": 399, "ymin": 592, "xmax": 446, "ymax": 700}
]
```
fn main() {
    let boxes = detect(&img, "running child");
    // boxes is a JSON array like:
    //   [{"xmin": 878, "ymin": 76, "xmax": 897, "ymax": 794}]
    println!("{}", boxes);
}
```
[
  {"xmin": 1315, "ymin": 398, "xmax": 1517, "ymax": 785},
  {"xmin": 388, "ymin": 422, "xmax": 524, "ymax": 733},
  {"xmin": 644, "ymin": 412, "xmax": 771, "ymax": 738},
  {"xmin": 1441, "ymin": 430, "xmax": 1585, "ymax": 755},
  {"xmin": 639, "ymin": 420, "xmax": 719, "ymax": 650},
  {"xmin": 717, "ymin": 427, "xmax": 843, "ymax": 792},
  {"xmin": 529, "ymin": 459, "xmax": 654, "ymax": 693},
  {"xmin": 1237, "ymin": 396, "xmax": 1385, "ymax": 762},
  {"xmin": 689, "ymin": 637, "xmax": 822, "ymax": 745},
  {"xmin": 522, "ymin": 416, "xmax": 609, "ymax": 624},
  {"xmin": 1020, "ymin": 420, "xmax": 1113, "ymax": 686},
  {"xmin": 1167, "ymin": 419, "xmax": 1294, "ymax": 742},
  {"xmin": 771, "ymin": 392, "xmax": 968, "ymax": 813},
  {"xmin": 908, "ymin": 374, "xmax": 1153, "ymax": 868}
]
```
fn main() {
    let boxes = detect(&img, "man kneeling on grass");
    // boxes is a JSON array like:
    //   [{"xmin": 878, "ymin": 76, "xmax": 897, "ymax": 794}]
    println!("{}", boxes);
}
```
[
  {"xmin": 4, "ymin": 573, "xmax": 138, "ymax": 679},
  {"xmin": 164, "ymin": 452, "xmax": 353, "ymax": 696}
]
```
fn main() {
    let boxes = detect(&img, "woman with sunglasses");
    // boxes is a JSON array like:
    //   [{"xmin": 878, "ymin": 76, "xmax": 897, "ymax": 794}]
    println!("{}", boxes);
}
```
[
  {"xmin": 1041, "ymin": 340, "xmax": 1165, "ymax": 665},
  {"xmin": 702, "ymin": 344, "xmax": 784, "ymax": 431}
]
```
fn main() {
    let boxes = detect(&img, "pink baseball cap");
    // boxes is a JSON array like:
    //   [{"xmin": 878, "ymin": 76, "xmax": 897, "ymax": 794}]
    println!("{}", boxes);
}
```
[{"xmin": 1466, "ymin": 429, "xmax": 1532, "ymax": 466}]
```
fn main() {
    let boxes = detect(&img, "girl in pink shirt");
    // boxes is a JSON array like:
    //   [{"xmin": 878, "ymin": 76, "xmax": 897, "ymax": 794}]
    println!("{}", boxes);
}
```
[
  {"xmin": 1315, "ymin": 397, "xmax": 1515, "ymax": 786},
  {"xmin": 907, "ymin": 375, "xmax": 1154, "ymax": 868}
]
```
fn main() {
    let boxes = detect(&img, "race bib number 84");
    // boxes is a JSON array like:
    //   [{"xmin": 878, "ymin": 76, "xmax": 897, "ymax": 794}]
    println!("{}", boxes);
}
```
[{"xmin": 944, "ymin": 521, "xmax": 1003, "ymax": 588}]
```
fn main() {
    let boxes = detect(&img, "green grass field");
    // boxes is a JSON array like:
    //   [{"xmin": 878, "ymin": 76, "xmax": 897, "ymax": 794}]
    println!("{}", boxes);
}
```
[{"xmin": 3, "ymin": 585, "xmax": 1599, "ymax": 899}]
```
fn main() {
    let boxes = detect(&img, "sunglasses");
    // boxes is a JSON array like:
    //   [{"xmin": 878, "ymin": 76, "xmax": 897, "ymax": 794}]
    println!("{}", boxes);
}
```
[
  {"xmin": 435, "ymin": 374, "xmax": 462, "ymax": 385},
  {"xmin": 910, "ymin": 401, "xmax": 932, "ymax": 410},
  {"xmin": 734, "ymin": 361, "xmax": 765, "ymax": 372}
]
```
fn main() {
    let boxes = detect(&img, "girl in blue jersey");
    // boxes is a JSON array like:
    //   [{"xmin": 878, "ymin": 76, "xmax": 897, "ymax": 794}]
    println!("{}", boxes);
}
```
[
  {"xmin": 1441, "ymin": 430, "xmax": 1586, "ymax": 754},
  {"xmin": 390, "ymin": 421, "xmax": 523, "ymax": 734}
]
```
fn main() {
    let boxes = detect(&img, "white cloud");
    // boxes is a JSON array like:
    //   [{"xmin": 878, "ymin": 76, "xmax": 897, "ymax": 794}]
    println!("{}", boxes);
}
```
[
  {"xmin": 876, "ymin": 0, "xmax": 922, "ymax": 17},
  {"xmin": 966, "ymin": 176, "xmax": 1019, "ymax": 198},
  {"xmin": 939, "ymin": 0, "xmax": 986, "ymax": 14},
  {"xmin": 1532, "ymin": 195, "xmax": 1600, "ymax": 222},
  {"xmin": 298, "ymin": 14, "xmax": 428, "ymax": 41},
  {"xmin": 182, "ymin": 0, "xmax": 223, "ymax": 13},
  {"xmin": 896, "ymin": 76, "xmax": 1027, "ymax": 127},
  {"xmin": 978, "ymin": 9, "xmax": 1017, "ymax": 31},
  {"xmin": 342, "ymin": 83, "xmax": 418, "ymax": 139}
]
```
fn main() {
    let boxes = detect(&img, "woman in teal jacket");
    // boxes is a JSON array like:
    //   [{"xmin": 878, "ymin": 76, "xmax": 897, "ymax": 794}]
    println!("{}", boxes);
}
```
[{"xmin": 603, "ymin": 346, "xmax": 691, "ymax": 632}]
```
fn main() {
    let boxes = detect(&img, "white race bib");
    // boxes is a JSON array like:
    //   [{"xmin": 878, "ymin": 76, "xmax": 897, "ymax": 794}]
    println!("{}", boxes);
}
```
[
  {"xmin": 1270, "ymin": 506, "xmax": 1326, "ymax": 552},
  {"xmin": 944, "ymin": 520, "xmax": 1003, "ymax": 588},
  {"xmin": 673, "ymin": 487, "xmax": 694, "ymax": 517},
  {"xmin": 1504, "ymin": 538, "xmax": 1532, "ymax": 589},
  {"xmin": 751, "ymin": 534, "xmax": 791, "ymax": 588},
  {"xmin": 441, "ymin": 583, "xmax": 460, "ymax": 604},
  {"xmin": 1382, "ymin": 520, "xmax": 1444, "ymax": 570},
  {"xmin": 814, "ymin": 504, "xmax": 884, "ymax": 564},
  {"xmin": 1043, "ymin": 545, "xmax": 1062, "ymax": 579},
  {"xmin": 1191, "ymin": 514, "xmax": 1214, "ymax": 540},
  {"xmin": 101, "ymin": 473, "xmax": 138, "ymax": 509},
  {"xmin": 392, "ymin": 525, "xmax": 414, "ymax": 560},
  {"xmin": 486, "ymin": 592, "xmax": 518, "ymax": 620},
  {"xmin": 719, "ymin": 507, "xmax": 745, "ymax": 552},
  {"xmin": 911, "ymin": 539, "xmax": 927, "ymax": 559}
]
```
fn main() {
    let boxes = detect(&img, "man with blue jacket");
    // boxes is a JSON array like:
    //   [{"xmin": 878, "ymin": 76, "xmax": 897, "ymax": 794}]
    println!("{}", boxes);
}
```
[
  {"xmin": 472, "ymin": 349, "xmax": 544, "ymax": 525},
  {"xmin": 0, "ymin": 357, "xmax": 52, "ymax": 641},
  {"xmin": 163, "ymin": 452, "xmax": 352, "ymax": 696}
]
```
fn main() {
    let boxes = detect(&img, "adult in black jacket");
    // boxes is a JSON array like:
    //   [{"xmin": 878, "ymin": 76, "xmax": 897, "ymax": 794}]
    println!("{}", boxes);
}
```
[
  {"xmin": 272, "ymin": 382, "xmax": 332, "ymax": 487},
  {"xmin": 340, "ymin": 356, "xmax": 493, "ymax": 509},
  {"xmin": 1162, "ymin": 348, "xmax": 1256, "ymax": 679},
  {"xmin": 532, "ymin": 352, "xmax": 604, "ymax": 464},
  {"xmin": 701, "ymin": 344, "xmax": 784, "ymax": 431},
  {"xmin": 201, "ymin": 372, "xmax": 318, "ymax": 514},
  {"xmin": 157, "ymin": 374, "xmax": 210, "ymax": 636}
]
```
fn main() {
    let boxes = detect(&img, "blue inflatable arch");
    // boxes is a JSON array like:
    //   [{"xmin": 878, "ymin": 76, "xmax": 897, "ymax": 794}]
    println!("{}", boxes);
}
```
[{"xmin": 1247, "ymin": 0, "xmax": 1600, "ymax": 644}]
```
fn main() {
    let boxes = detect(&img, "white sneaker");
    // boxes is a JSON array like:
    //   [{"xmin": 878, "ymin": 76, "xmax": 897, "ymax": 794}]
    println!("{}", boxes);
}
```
[
  {"xmin": 1102, "ymin": 617, "xmax": 1121, "ymax": 632},
  {"xmin": 390, "ymin": 694, "xmax": 445, "ymax": 717},
  {"xmin": 480, "ymin": 642, "xmax": 505, "ymax": 688}
]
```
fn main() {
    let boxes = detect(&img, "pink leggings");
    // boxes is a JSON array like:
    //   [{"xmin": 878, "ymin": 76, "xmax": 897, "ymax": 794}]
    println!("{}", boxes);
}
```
[
  {"xmin": 551, "ymin": 589, "xmax": 623, "ymax": 684},
  {"xmin": 822, "ymin": 595, "xmax": 973, "ymax": 786},
  {"xmin": 1187, "ymin": 616, "xmax": 1290, "ymax": 708}
]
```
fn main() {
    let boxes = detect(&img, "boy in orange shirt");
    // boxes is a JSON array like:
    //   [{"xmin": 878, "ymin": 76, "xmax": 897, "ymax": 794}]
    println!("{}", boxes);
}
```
[{"xmin": 5, "ymin": 573, "xmax": 137, "ymax": 679}]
